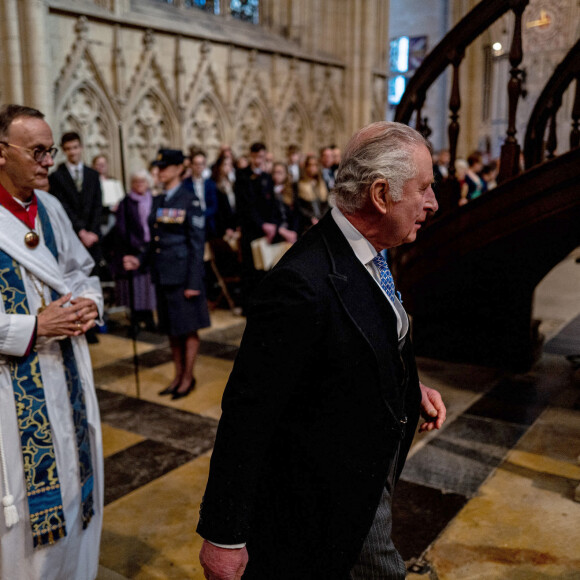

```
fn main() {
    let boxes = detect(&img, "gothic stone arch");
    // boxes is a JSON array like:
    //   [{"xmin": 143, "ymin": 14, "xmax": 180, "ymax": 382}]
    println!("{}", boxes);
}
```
[
  {"xmin": 184, "ymin": 94, "xmax": 228, "ymax": 163},
  {"xmin": 57, "ymin": 82, "xmax": 120, "ymax": 176},
  {"xmin": 233, "ymin": 99, "xmax": 272, "ymax": 157},
  {"xmin": 125, "ymin": 89, "xmax": 178, "ymax": 173}
]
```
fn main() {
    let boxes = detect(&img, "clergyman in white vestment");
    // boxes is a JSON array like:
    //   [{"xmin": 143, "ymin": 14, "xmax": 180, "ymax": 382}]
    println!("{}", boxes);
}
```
[{"xmin": 0, "ymin": 104, "xmax": 104, "ymax": 580}]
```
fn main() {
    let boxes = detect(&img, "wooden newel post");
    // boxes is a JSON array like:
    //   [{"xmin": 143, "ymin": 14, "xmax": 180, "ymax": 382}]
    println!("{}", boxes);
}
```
[{"xmin": 498, "ymin": 0, "xmax": 529, "ymax": 184}]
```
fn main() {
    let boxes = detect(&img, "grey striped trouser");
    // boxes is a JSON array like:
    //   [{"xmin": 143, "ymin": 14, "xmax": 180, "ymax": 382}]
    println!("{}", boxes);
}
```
[{"xmin": 349, "ymin": 485, "xmax": 407, "ymax": 580}]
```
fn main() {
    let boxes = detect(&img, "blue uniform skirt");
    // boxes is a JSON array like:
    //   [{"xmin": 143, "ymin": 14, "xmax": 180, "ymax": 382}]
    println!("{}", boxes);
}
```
[{"xmin": 156, "ymin": 283, "xmax": 210, "ymax": 337}]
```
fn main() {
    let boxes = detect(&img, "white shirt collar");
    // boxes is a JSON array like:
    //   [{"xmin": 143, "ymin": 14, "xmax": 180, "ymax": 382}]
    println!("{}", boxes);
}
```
[
  {"xmin": 331, "ymin": 206, "xmax": 378, "ymax": 266},
  {"xmin": 66, "ymin": 162, "xmax": 83, "ymax": 174},
  {"xmin": 331, "ymin": 206, "xmax": 408, "ymax": 339}
]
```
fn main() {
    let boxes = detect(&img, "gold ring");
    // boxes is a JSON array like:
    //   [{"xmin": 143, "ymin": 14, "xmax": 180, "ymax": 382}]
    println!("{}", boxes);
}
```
[{"xmin": 76, "ymin": 321, "xmax": 82, "ymax": 328}]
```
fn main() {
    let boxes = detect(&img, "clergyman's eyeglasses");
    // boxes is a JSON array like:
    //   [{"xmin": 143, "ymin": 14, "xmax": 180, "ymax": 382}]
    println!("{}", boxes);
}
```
[{"xmin": 0, "ymin": 141, "xmax": 58, "ymax": 163}]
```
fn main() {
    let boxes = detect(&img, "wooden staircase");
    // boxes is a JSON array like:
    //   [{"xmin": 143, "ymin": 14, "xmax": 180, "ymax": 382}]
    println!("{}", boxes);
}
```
[{"xmin": 391, "ymin": 0, "xmax": 580, "ymax": 370}]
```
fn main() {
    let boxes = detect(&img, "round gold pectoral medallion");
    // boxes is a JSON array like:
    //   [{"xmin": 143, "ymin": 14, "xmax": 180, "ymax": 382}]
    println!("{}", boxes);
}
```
[{"xmin": 24, "ymin": 231, "xmax": 40, "ymax": 249}]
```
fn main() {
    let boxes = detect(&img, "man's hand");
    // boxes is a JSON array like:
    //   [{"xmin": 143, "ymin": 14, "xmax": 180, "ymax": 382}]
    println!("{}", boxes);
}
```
[
  {"xmin": 78, "ymin": 229, "xmax": 99, "ymax": 248},
  {"xmin": 70, "ymin": 296, "xmax": 99, "ymax": 333},
  {"xmin": 278, "ymin": 227, "xmax": 297, "ymax": 244},
  {"xmin": 261, "ymin": 222, "xmax": 277, "ymax": 243},
  {"xmin": 184, "ymin": 289, "xmax": 201, "ymax": 299},
  {"xmin": 36, "ymin": 293, "xmax": 96, "ymax": 337},
  {"xmin": 123, "ymin": 255, "xmax": 140, "ymax": 271},
  {"xmin": 199, "ymin": 541, "xmax": 248, "ymax": 580},
  {"xmin": 419, "ymin": 383, "xmax": 446, "ymax": 432}
]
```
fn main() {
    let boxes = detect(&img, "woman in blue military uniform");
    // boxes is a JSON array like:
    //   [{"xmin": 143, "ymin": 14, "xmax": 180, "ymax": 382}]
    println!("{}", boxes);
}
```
[{"xmin": 124, "ymin": 149, "xmax": 209, "ymax": 399}]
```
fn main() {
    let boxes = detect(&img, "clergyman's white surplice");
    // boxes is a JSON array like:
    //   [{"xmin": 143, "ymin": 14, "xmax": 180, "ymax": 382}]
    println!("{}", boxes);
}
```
[{"xmin": 0, "ymin": 190, "xmax": 104, "ymax": 580}]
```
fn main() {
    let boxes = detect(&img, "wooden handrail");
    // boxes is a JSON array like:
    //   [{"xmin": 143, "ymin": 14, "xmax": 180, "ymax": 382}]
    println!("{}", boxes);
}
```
[
  {"xmin": 395, "ymin": 0, "xmax": 521, "ymax": 126},
  {"xmin": 395, "ymin": 0, "xmax": 529, "ymax": 187},
  {"xmin": 523, "ymin": 38, "xmax": 580, "ymax": 169}
]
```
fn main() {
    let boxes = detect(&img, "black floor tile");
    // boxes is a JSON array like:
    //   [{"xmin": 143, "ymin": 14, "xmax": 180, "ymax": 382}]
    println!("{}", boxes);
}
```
[
  {"xmin": 98, "ymin": 389, "xmax": 218, "ymax": 453},
  {"xmin": 199, "ymin": 340, "xmax": 240, "ymax": 360},
  {"xmin": 392, "ymin": 479, "xmax": 468, "ymax": 561},
  {"xmin": 134, "ymin": 346, "xmax": 173, "ymax": 368},
  {"xmin": 402, "ymin": 441, "xmax": 500, "ymax": 498},
  {"xmin": 442, "ymin": 414, "xmax": 528, "ymax": 449},
  {"xmin": 94, "ymin": 361, "xmax": 140, "ymax": 387},
  {"xmin": 104, "ymin": 439, "xmax": 195, "ymax": 505},
  {"xmin": 465, "ymin": 376, "xmax": 548, "ymax": 426}
]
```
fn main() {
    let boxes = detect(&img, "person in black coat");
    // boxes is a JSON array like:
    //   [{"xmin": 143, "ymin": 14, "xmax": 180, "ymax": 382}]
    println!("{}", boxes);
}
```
[
  {"xmin": 124, "ymin": 149, "xmax": 209, "ymax": 399},
  {"xmin": 198, "ymin": 122, "xmax": 447, "ymax": 580},
  {"xmin": 48, "ymin": 131, "xmax": 103, "ymax": 267},
  {"xmin": 235, "ymin": 142, "xmax": 297, "ymax": 311},
  {"xmin": 49, "ymin": 131, "xmax": 103, "ymax": 343}
]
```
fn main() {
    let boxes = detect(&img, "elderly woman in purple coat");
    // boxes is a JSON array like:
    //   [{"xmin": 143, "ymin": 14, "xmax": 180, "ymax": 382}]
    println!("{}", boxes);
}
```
[{"xmin": 111, "ymin": 169, "xmax": 157, "ymax": 330}]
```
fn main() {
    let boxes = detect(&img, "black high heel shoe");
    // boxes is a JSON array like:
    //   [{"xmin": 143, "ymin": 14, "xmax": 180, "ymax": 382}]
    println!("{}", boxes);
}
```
[
  {"xmin": 158, "ymin": 384, "xmax": 178, "ymax": 396},
  {"xmin": 171, "ymin": 378, "xmax": 196, "ymax": 400}
]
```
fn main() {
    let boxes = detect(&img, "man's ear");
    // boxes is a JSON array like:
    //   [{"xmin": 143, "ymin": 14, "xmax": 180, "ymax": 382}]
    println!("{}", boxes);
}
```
[{"xmin": 369, "ymin": 179, "xmax": 391, "ymax": 214}]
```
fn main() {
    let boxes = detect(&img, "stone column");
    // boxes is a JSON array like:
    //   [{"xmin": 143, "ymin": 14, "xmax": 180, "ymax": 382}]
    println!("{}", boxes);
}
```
[
  {"xmin": 287, "ymin": 0, "xmax": 304, "ymax": 45},
  {"xmin": 20, "ymin": 0, "xmax": 51, "ymax": 118},
  {"xmin": 343, "ymin": 0, "xmax": 384, "ymax": 134},
  {"xmin": 113, "ymin": 0, "xmax": 131, "ymax": 16},
  {"xmin": 0, "ymin": 0, "xmax": 24, "ymax": 104}
]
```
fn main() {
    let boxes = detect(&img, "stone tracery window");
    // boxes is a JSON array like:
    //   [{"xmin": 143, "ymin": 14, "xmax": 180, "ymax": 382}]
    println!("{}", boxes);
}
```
[
  {"xmin": 127, "ymin": 92, "xmax": 172, "ymax": 171},
  {"xmin": 185, "ymin": 97, "xmax": 225, "ymax": 163},
  {"xmin": 280, "ymin": 106, "xmax": 305, "ymax": 157},
  {"xmin": 60, "ymin": 85, "xmax": 112, "ymax": 167}
]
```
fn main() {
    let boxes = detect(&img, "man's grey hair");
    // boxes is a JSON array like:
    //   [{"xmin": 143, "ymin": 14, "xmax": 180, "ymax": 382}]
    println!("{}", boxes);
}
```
[
  {"xmin": 0, "ymin": 104, "xmax": 45, "ymax": 140},
  {"xmin": 333, "ymin": 121, "xmax": 431, "ymax": 214}
]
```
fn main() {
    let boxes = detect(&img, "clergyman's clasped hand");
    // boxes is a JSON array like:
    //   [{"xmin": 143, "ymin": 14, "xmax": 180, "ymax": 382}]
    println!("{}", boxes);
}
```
[{"xmin": 36, "ymin": 292, "xmax": 98, "ymax": 338}]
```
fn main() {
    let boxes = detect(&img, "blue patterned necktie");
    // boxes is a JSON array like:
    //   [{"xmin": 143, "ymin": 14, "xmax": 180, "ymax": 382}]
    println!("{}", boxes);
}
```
[{"xmin": 372, "ymin": 253, "xmax": 396, "ymax": 302}]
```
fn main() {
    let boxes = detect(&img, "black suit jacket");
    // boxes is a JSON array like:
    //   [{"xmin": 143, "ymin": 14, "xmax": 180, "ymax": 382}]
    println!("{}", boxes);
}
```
[
  {"xmin": 48, "ymin": 164, "xmax": 102, "ymax": 236},
  {"xmin": 235, "ymin": 167, "xmax": 281, "ymax": 244},
  {"xmin": 197, "ymin": 212, "xmax": 421, "ymax": 579}
]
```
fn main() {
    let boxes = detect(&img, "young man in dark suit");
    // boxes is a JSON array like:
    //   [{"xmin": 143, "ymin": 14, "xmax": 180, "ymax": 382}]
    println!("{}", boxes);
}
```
[
  {"xmin": 49, "ymin": 131, "xmax": 103, "ymax": 342},
  {"xmin": 48, "ymin": 132, "xmax": 103, "ymax": 264},
  {"xmin": 198, "ymin": 122, "xmax": 447, "ymax": 580}
]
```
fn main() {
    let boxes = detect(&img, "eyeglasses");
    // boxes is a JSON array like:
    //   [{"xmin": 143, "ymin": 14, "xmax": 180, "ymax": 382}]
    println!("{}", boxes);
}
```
[{"xmin": 0, "ymin": 141, "xmax": 58, "ymax": 163}]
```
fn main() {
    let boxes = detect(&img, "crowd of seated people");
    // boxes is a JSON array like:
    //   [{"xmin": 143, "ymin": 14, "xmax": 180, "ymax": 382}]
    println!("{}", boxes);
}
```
[{"xmin": 432, "ymin": 148, "xmax": 499, "ymax": 209}]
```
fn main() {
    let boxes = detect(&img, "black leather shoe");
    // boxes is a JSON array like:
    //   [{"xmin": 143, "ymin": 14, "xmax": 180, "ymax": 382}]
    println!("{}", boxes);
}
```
[
  {"xmin": 158, "ymin": 384, "xmax": 177, "ymax": 396},
  {"xmin": 171, "ymin": 378, "xmax": 196, "ymax": 400}
]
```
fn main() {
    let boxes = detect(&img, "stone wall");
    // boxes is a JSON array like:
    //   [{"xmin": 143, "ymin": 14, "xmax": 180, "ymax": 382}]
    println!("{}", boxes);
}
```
[{"xmin": 0, "ymin": 0, "xmax": 389, "ymax": 182}]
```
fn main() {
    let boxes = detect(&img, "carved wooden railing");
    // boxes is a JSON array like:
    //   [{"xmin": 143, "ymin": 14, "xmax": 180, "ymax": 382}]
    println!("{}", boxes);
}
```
[
  {"xmin": 524, "ymin": 38, "xmax": 580, "ymax": 169},
  {"xmin": 394, "ymin": 0, "xmax": 529, "ymax": 185},
  {"xmin": 389, "ymin": 0, "xmax": 580, "ymax": 370}
]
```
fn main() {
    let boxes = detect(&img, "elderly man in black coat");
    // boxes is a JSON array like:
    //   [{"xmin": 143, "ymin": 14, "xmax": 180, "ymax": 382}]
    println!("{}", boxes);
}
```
[{"xmin": 198, "ymin": 122, "xmax": 447, "ymax": 580}]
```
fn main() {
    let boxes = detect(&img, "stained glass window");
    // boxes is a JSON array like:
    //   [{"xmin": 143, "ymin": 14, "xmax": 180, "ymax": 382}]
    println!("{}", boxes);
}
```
[
  {"xmin": 185, "ymin": 0, "xmax": 220, "ymax": 13},
  {"xmin": 154, "ymin": 0, "xmax": 259, "ymax": 22},
  {"xmin": 230, "ymin": 0, "xmax": 259, "ymax": 24}
]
